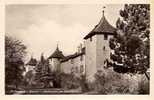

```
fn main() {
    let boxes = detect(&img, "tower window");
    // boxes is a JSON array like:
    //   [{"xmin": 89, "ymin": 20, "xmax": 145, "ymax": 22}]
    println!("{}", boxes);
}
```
[
  {"xmin": 104, "ymin": 34, "xmax": 108, "ymax": 40},
  {"xmin": 90, "ymin": 37, "xmax": 92, "ymax": 42},
  {"xmin": 103, "ymin": 46, "xmax": 106, "ymax": 50},
  {"xmin": 80, "ymin": 55, "xmax": 83, "ymax": 61}
]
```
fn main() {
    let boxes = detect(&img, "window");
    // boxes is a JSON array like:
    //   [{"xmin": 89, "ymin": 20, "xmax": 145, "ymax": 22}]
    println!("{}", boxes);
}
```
[
  {"xmin": 103, "ymin": 46, "xmax": 106, "ymax": 50},
  {"xmin": 80, "ymin": 55, "xmax": 83, "ymax": 61},
  {"xmin": 71, "ymin": 59, "xmax": 74, "ymax": 64},
  {"xmin": 75, "ymin": 67, "xmax": 78, "ymax": 73},
  {"xmin": 104, "ymin": 34, "xmax": 108, "ymax": 40},
  {"xmin": 90, "ymin": 37, "xmax": 92, "ymax": 42},
  {"xmin": 80, "ymin": 65, "xmax": 84, "ymax": 73}
]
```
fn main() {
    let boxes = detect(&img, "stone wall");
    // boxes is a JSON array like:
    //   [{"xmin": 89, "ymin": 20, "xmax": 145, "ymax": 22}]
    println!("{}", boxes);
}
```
[
  {"xmin": 96, "ymin": 34, "xmax": 113, "ymax": 71},
  {"xmin": 49, "ymin": 58, "xmax": 60, "ymax": 72},
  {"xmin": 85, "ymin": 35, "xmax": 97, "ymax": 82},
  {"xmin": 61, "ymin": 55, "xmax": 85, "ymax": 77}
]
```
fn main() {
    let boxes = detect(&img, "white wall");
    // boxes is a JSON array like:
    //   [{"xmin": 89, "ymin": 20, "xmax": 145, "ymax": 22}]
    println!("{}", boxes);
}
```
[
  {"xmin": 61, "ymin": 54, "xmax": 85, "ymax": 77},
  {"xmin": 85, "ymin": 34, "xmax": 114, "ymax": 82},
  {"xmin": 49, "ymin": 58, "xmax": 60, "ymax": 72},
  {"xmin": 61, "ymin": 60, "xmax": 72, "ymax": 74},
  {"xmin": 25, "ymin": 65, "xmax": 35, "ymax": 72},
  {"xmin": 96, "ymin": 34, "xmax": 113, "ymax": 71},
  {"xmin": 85, "ymin": 35, "xmax": 97, "ymax": 82}
]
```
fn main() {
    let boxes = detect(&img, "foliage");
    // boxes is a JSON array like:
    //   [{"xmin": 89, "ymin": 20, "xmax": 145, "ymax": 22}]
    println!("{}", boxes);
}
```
[
  {"xmin": 5, "ymin": 36, "xmax": 27, "ymax": 63},
  {"xmin": 138, "ymin": 73, "xmax": 150, "ymax": 94},
  {"xmin": 80, "ymin": 75, "xmax": 89, "ymax": 92},
  {"xmin": 25, "ymin": 54, "xmax": 62, "ymax": 89},
  {"xmin": 24, "ymin": 70, "xmax": 36, "ymax": 88},
  {"xmin": 91, "ymin": 70, "xmax": 131, "ymax": 94},
  {"xmin": 106, "ymin": 4, "xmax": 150, "ymax": 79},
  {"xmin": 34, "ymin": 54, "xmax": 51, "ymax": 87},
  {"xmin": 93, "ymin": 71, "xmax": 106, "ymax": 93},
  {"xmin": 60, "ymin": 72, "xmax": 80, "ymax": 90},
  {"xmin": 5, "ymin": 35, "xmax": 27, "ymax": 90}
]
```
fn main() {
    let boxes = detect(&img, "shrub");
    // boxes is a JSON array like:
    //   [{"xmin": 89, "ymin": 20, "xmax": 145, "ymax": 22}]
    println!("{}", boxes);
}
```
[
  {"xmin": 60, "ymin": 73, "xmax": 80, "ymax": 90},
  {"xmin": 91, "ymin": 69, "xmax": 150, "ymax": 94},
  {"xmin": 92, "ymin": 69, "xmax": 131, "ymax": 94},
  {"xmin": 80, "ymin": 75, "xmax": 89, "ymax": 92}
]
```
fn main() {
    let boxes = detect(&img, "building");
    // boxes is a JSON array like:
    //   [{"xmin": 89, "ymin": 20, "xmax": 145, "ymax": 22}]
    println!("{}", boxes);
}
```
[
  {"xmin": 48, "ymin": 11, "xmax": 116, "ymax": 81},
  {"xmin": 24, "ymin": 9, "xmax": 149, "ymax": 93},
  {"xmin": 83, "ymin": 11, "xmax": 116, "ymax": 81},
  {"xmin": 48, "ymin": 46, "xmax": 65, "ymax": 72},
  {"xmin": 26, "ymin": 56, "xmax": 37, "ymax": 72},
  {"xmin": 60, "ymin": 45, "xmax": 85, "ymax": 77}
]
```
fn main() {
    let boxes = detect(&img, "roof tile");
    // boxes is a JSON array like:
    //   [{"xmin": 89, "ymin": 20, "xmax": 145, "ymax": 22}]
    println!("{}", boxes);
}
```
[{"xmin": 84, "ymin": 14, "xmax": 116, "ymax": 39}]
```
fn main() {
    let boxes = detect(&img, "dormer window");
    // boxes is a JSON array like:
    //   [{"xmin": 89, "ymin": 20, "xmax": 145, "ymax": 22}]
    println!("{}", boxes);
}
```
[
  {"xmin": 104, "ymin": 34, "xmax": 108, "ymax": 40},
  {"xmin": 90, "ymin": 37, "xmax": 92, "ymax": 42}
]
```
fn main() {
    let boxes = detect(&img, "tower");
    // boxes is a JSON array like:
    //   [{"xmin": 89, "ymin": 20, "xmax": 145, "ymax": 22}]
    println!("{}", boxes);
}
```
[
  {"xmin": 48, "ymin": 45, "xmax": 64, "ymax": 72},
  {"xmin": 84, "ymin": 9, "xmax": 116, "ymax": 81},
  {"xmin": 26, "ymin": 56, "xmax": 37, "ymax": 72}
]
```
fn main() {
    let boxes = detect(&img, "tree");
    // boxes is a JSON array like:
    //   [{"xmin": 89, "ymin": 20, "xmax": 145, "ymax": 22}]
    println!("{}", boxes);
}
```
[
  {"xmin": 105, "ymin": 4, "xmax": 150, "ymax": 80},
  {"xmin": 34, "ymin": 54, "xmax": 52, "ymax": 88},
  {"xmin": 5, "ymin": 35, "xmax": 27, "ymax": 89}
]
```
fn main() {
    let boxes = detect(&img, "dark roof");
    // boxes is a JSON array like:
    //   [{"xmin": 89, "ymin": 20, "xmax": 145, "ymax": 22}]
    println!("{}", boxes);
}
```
[
  {"xmin": 84, "ymin": 13, "xmax": 116, "ymax": 39},
  {"xmin": 61, "ymin": 47, "xmax": 85, "ymax": 63},
  {"xmin": 48, "ymin": 47, "xmax": 65, "ymax": 59},
  {"xmin": 40, "ymin": 53, "xmax": 46, "ymax": 63},
  {"xmin": 26, "ymin": 57, "xmax": 37, "ymax": 66}
]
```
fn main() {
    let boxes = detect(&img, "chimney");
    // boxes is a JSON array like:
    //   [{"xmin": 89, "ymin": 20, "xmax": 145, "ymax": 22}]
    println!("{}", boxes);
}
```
[{"xmin": 77, "ymin": 43, "xmax": 83, "ymax": 54}]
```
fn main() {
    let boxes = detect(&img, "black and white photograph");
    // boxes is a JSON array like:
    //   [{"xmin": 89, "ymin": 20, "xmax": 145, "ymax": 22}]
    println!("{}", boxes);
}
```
[{"xmin": 5, "ymin": 4, "xmax": 150, "ymax": 95}]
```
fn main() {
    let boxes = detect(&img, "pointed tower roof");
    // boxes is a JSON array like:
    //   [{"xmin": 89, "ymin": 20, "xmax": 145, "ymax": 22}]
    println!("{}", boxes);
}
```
[
  {"xmin": 26, "ymin": 56, "xmax": 37, "ymax": 66},
  {"xmin": 84, "ymin": 10, "xmax": 116, "ymax": 39},
  {"xmin": 48, "ymin": 45, "xmax": 65, "ymax": 59},
  {"xmin": 40, "ymin": 53, "xmax": 45, "ymax": 62}
]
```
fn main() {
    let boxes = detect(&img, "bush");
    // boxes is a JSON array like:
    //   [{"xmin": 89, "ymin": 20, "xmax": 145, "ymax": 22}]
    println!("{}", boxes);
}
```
[
  {"xmin": 91, "ymin": 69, "xmax": 131, "ymax": 94},
  {"xmin": 80, "ymin": 75, "xmax": 89, "ymax": 92},
  {"xmin": 90, "ymin": 69, "xmax": 150, "ymax": 94},
  {"xmin": 60, "ymin": 73, "xmax": 80, "ymax": 90},
  {"xmin": 94, "ymin": 70, "xmax": 106, "ymax": 94}
]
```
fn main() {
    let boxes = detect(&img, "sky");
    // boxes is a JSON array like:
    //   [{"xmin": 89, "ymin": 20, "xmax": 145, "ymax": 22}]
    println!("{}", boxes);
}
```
[{"xmin": 5, "ymin": 4, "xmax": 124, "ymax": 61}]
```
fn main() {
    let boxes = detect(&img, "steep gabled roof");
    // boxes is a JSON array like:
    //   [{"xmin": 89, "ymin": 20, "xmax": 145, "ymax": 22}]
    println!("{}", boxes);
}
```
[
  {"xmin": 84, "ymin": 13, "xmax": 116, "ymax": 39},
  {"xmin": 61, "ymin": 47, "xmax": 85, "ymax": 62},
  {"xmin": 48, "ymin": 46, "xmax": 65, "ymax": 59},
  {"xmin": 26, "ymin": 57, "xmax": 37, "ymax": 66}
]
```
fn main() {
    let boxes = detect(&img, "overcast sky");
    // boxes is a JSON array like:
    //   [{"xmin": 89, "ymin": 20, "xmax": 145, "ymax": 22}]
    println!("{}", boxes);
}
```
[{"xmin": 5, "ymin": 4, "xmax": 124, "ymax": 61}]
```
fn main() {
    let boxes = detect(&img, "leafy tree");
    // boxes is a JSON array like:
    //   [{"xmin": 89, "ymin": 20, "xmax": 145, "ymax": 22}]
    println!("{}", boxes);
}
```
[
  {"xmin": 105, "ymin": 4, "xmax": 150, "ymax": 80},
  {"xmin": 5, "ymin": 35, "xmax": 27, "ymax": 89},
  {"xmin": 24, "ymin": 70, "xmax": 35, "ymax": 86},
  {"xmin": 34, "ymin": 54, "xmax": 52, "ymax": 88}
]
